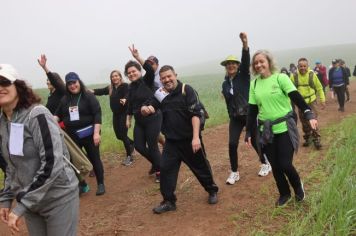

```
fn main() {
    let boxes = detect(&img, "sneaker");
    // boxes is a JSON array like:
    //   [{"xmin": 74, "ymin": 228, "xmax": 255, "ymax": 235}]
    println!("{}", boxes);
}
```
[
  {"xmin": 258, "ymin": 163, "xmax": 272, "ymax": 177},
  {"xmin": 208, "ymin": 192, "xmax": 218, "ymax": 204},
  {"xmin": 148, "ymin": 165, "xmax": 155, "ymax": 175},
  {"xmin": 79, "ymin": 184, "xmax": 90, "ymax": 195},
  {"xmin": 155, "ymin": 172, "xmax": 160, "ymax": 183},
  {"xmin": 153, "ymin": 201, "xmax": 176, "ymax": 214},
  {"xmin": 96, "ymin": 183, "xmax": 106, "ymax": 196},
  {"xmin": 338, "ymin": 107, "xmax": 345, "ymax": 112},
  {"xmin": 275, "ymin": 194, "xmax": 291, "ymax": 207},
  {"xmin": 122, "ymin": 156, "xmax": 133, "ymax": 166},
  {"xmin": 295, "ymin": 182, "xmax": 305, "ymax": 202},
  {"xmin": 226, "ymin": 171, "xmax": 240, "ymax": 185}
]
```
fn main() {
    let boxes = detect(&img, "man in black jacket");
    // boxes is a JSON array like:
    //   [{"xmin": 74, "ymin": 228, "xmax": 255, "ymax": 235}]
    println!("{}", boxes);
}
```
[{"xmin": 141, "ymin": 65, "xmax": 219, "ymax": 214}]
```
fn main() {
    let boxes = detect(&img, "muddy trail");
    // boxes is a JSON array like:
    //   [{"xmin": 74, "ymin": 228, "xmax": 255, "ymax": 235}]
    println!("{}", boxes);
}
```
[{"xmin": 1, "ymin": 82, "xmax": 355, "ymax": 236}]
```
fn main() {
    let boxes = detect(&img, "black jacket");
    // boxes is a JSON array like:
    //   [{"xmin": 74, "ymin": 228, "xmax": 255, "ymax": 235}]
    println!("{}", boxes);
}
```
[
  {"xmin": 94, "ymin": 83, "xmax": 129, "ymax": 114},
  {"xmin": 127, "ymin": 61, "xmax": 155, "ymax": 117},
  {"xmin": 148, "ymin": 81, "xmax": 202, "ymax": 141},
  {"xmin": 221, "ymin": 48, "xmax": 251, "ymax": 118},
  {"xmin": 55, "ymin": 92, "xmax": 102, "ymax": 134},
  {"xmin": 46, "ymin": 72, "xmax": 66, "ymax": 114}
]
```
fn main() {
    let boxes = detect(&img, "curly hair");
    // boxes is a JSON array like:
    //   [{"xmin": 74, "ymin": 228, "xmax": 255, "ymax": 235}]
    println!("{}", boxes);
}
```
[{"xmin": 14, "ymin": 80, "xmax": 42, "ymax": 109}]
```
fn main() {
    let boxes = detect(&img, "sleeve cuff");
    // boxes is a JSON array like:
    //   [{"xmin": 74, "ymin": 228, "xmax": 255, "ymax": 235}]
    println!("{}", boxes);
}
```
[
  {"xmin": 12, "ymin": 203, "xmax": 27, "ymax": 217},
  {"xmin": 0, "ymin": 200, "xmax": 12, "ymax": 209}
]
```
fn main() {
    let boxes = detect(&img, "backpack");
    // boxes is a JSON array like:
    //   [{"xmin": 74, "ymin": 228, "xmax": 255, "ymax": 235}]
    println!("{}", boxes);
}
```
[
  {"xmin": 182, "ymin": 83, "xmax": 209, "ymax": 130},
  {"xmin": 293, "ymin": 71, "xmax": 316, "ymax": 91}
]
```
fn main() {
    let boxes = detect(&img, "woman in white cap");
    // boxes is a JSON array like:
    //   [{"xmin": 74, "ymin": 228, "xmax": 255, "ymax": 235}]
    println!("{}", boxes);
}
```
[
  {"xmin": 221, "ymin": 32, "xmax": 271, "ymax": 185},
  {"xmin": 0, "ymin": 64, "xmax": 79, "ymax": 235}
]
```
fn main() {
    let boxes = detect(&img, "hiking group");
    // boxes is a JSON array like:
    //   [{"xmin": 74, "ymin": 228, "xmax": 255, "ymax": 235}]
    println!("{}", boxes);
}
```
[{"xmin": 0, "ymin": 31, "xmax": 352, "ymax": 235}]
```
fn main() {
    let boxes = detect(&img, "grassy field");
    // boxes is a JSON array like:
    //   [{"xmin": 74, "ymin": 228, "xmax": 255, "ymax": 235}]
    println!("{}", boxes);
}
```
[{"xmin": 283, "ymin": 115, "xmax": 356, "ymax": 236}]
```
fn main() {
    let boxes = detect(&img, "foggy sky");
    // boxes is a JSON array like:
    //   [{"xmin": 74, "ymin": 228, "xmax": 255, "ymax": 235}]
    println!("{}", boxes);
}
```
[{"xmin": 1, "ymin": 0, "xmax": 356, "ymax": 88}]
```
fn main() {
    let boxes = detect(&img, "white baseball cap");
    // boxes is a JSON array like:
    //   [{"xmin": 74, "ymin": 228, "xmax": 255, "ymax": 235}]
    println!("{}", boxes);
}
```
[{"xmin": 0, "ymin": 64, "xmax": 20, "ymax": 82}]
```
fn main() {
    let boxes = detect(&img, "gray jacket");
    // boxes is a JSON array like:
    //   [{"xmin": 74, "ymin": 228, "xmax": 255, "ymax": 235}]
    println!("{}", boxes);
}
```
[{"xmin": 0, "ymin": 105, "xmax": 78, "ymax": 216}]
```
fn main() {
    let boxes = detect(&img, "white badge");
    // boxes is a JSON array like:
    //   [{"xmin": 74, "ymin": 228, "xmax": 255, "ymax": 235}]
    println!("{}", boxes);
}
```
[
  {"xmin": 9, "ymin": 123, "xmax": 24, "ymax": 156},
  {"xmin": 154, "ymin": 87, "xmax": 169, "ymax": 103},
  {"xmin": 69, "ymin": 106, "xmax": 80, "ymax": 121}
]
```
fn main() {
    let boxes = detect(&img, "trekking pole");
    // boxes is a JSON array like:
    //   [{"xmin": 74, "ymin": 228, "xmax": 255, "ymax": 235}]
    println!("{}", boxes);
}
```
[{"xmin": 63, "ymin": 155, "xmax": 81, "ymax": 174}]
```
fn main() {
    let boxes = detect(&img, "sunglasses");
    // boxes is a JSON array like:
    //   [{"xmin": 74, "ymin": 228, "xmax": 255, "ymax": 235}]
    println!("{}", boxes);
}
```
[{"xmin": 0, "ymin": 77, "xmax": 13, "ymax": 87}]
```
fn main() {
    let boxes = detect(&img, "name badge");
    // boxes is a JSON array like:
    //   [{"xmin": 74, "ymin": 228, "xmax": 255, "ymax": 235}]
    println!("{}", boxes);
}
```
[
  {"xmin": 9, "ymin": 123, "xmax": 24, "ymax": 156},
  {"xmin": 69, "ymin": 106, "xmax": 80, "ymax": 121},
  {"xmin": 154, "ymin": 87, "xmax": 169, "ymax": 103}
]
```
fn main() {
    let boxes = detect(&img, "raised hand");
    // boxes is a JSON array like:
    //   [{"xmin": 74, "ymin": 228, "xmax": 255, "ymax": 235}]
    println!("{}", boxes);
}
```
[
  {"xmin": 239, "ymin": 32, "xmax": 248, "ymax": 49},
  {"xmin": 128, "ymin": 44, "xmax": 139, "ymax": 59},
  {"xmin": 37, "ymin": 54, "xmax": 50, "ymax": 73}
]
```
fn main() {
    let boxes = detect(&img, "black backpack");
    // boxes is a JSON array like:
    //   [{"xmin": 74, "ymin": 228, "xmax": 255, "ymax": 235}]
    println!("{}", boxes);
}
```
[{"xmin": 182, "ymin": 83, "xmax": 209, "ymax": 130}]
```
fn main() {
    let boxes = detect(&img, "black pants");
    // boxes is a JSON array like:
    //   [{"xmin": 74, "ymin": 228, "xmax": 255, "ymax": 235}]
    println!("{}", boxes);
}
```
[
  {"xmin": 69, "ymin": 132, "xmax": 104, "ymax": 185},
  {"xmin": 262, "ymin": 132, "xmax": 302, "ymax": 197},
  {"xmin": 160, "ymin": 139, "xmax": 219, "ymax": 203},
  {"xmin": 333, "ymin": 85, "xmax": 346, "ymax": 109},
  {"xmin": 229, "ymin": 116, "xmax": 263, "ymax": 172},
  {"xmin": 113, "ymin": 112, "xmax": 133, "ymax": 156},
  {"xmin": 134, "ymin": 111, "xmax": 162, "ymax": 172}
]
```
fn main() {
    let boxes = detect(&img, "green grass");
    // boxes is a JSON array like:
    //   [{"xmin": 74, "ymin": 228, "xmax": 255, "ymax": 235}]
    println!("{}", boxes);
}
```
[{"xmin": 282, "ymin": 115, "xmax": 356, "ymax": 236}]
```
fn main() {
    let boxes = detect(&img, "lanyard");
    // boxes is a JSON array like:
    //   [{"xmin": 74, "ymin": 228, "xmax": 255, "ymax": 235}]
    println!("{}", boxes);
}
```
[{"xmin": 70, "ymin": 93, "xmax": 82, "ymax": 107}]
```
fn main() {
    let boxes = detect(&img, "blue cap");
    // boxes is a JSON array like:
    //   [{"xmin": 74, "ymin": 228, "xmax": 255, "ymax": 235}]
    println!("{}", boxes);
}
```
[
  {"xmin": 65, "ymin": 72, "xmax": 80, "ymax": 83},
  {"xmin": 315, "ymin": 60, "xmax": 321, "ymax": 64}
]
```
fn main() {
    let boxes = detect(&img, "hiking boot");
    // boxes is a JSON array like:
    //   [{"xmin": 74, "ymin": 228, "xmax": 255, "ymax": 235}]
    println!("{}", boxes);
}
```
[
  {"xmin": 79, "ymin": 184, "xmax": 90, "ymax": 195},
  {"xmin": 295, "ymin": 182, "xmax": 305, "ymax": 202},
  {"xmin": 226, "ymin": 171, "xmax": 240, "ymax": 185},
  {"xmin": 89, "ymin": 170, "xmax": 95, "ymax": 177},
  {"xmin": 302, "ymin": 141, "xmax": 310, "ymax": 147},
  {"xmin": 155, "ymin": 172, "xmax": 160, "ymax": 183},
  {"xmin": 275, "ymin": 194, "xmax": 291, "ymax": 207},
  {"xmin": 314, "ymin": 141, "xmax": 322, "ymax": 150},
  {"xmin": 338, "ymin": 107, "xmax": 345, "ymax": 112},
  {"xmin": 258, "ymin": 163, "xmax": 272, "ymax": 177},
  {"xmin": 153, "ymin": 201, "xmax": 176, "ymax": 214},
  {"xmin": 148, "ymin": 165, "xmax": 155, "ymax": 175},
  {"xmin": 208, "ymin": 192, "xmax": 218, "ymax": 204},
  {"xmin": 122, "ymin": 156, "xmax": 133, "ymax": 166},
  {"xmin": 96, "ymin": 184, "xmax": 106, "ymax": 196}
]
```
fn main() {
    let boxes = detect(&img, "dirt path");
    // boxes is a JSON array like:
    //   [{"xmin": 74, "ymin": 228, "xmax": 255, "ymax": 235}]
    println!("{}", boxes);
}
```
[{"xmin": 1, "ymin": 82, "xmax": 355, "ymax": 236}]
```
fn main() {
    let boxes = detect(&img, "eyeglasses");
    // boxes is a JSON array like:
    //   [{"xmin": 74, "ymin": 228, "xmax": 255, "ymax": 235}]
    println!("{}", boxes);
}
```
[{"xmin": 0, "ymin": 77, "xmax": 13, "ymax": 87}]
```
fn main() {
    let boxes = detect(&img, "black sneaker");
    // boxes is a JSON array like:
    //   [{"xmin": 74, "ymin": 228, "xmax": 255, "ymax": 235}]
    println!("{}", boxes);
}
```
[
  {"xmin": 96, "ymin": 184, "xmax": 106, "ymax": 196},
  {"xmin": 275, "ymin": 194, "xmax": 291, "ymax": 207},
  {"xmin": 153, "ymin": 201, "xmax": 176, "ymax": 214},
  {"xmin": 208, "ymin": 192, "xmax": 218, "ymax": 204},
  {"xmin": 295, "ymin": 182, "xmax": 305, "ymax": 202}
]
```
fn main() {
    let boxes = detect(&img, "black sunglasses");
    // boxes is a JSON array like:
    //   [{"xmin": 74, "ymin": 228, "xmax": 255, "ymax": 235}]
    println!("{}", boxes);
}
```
[{"xmin": 0, "ymin": 77, "xmax": 13, "ymax": 87}]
